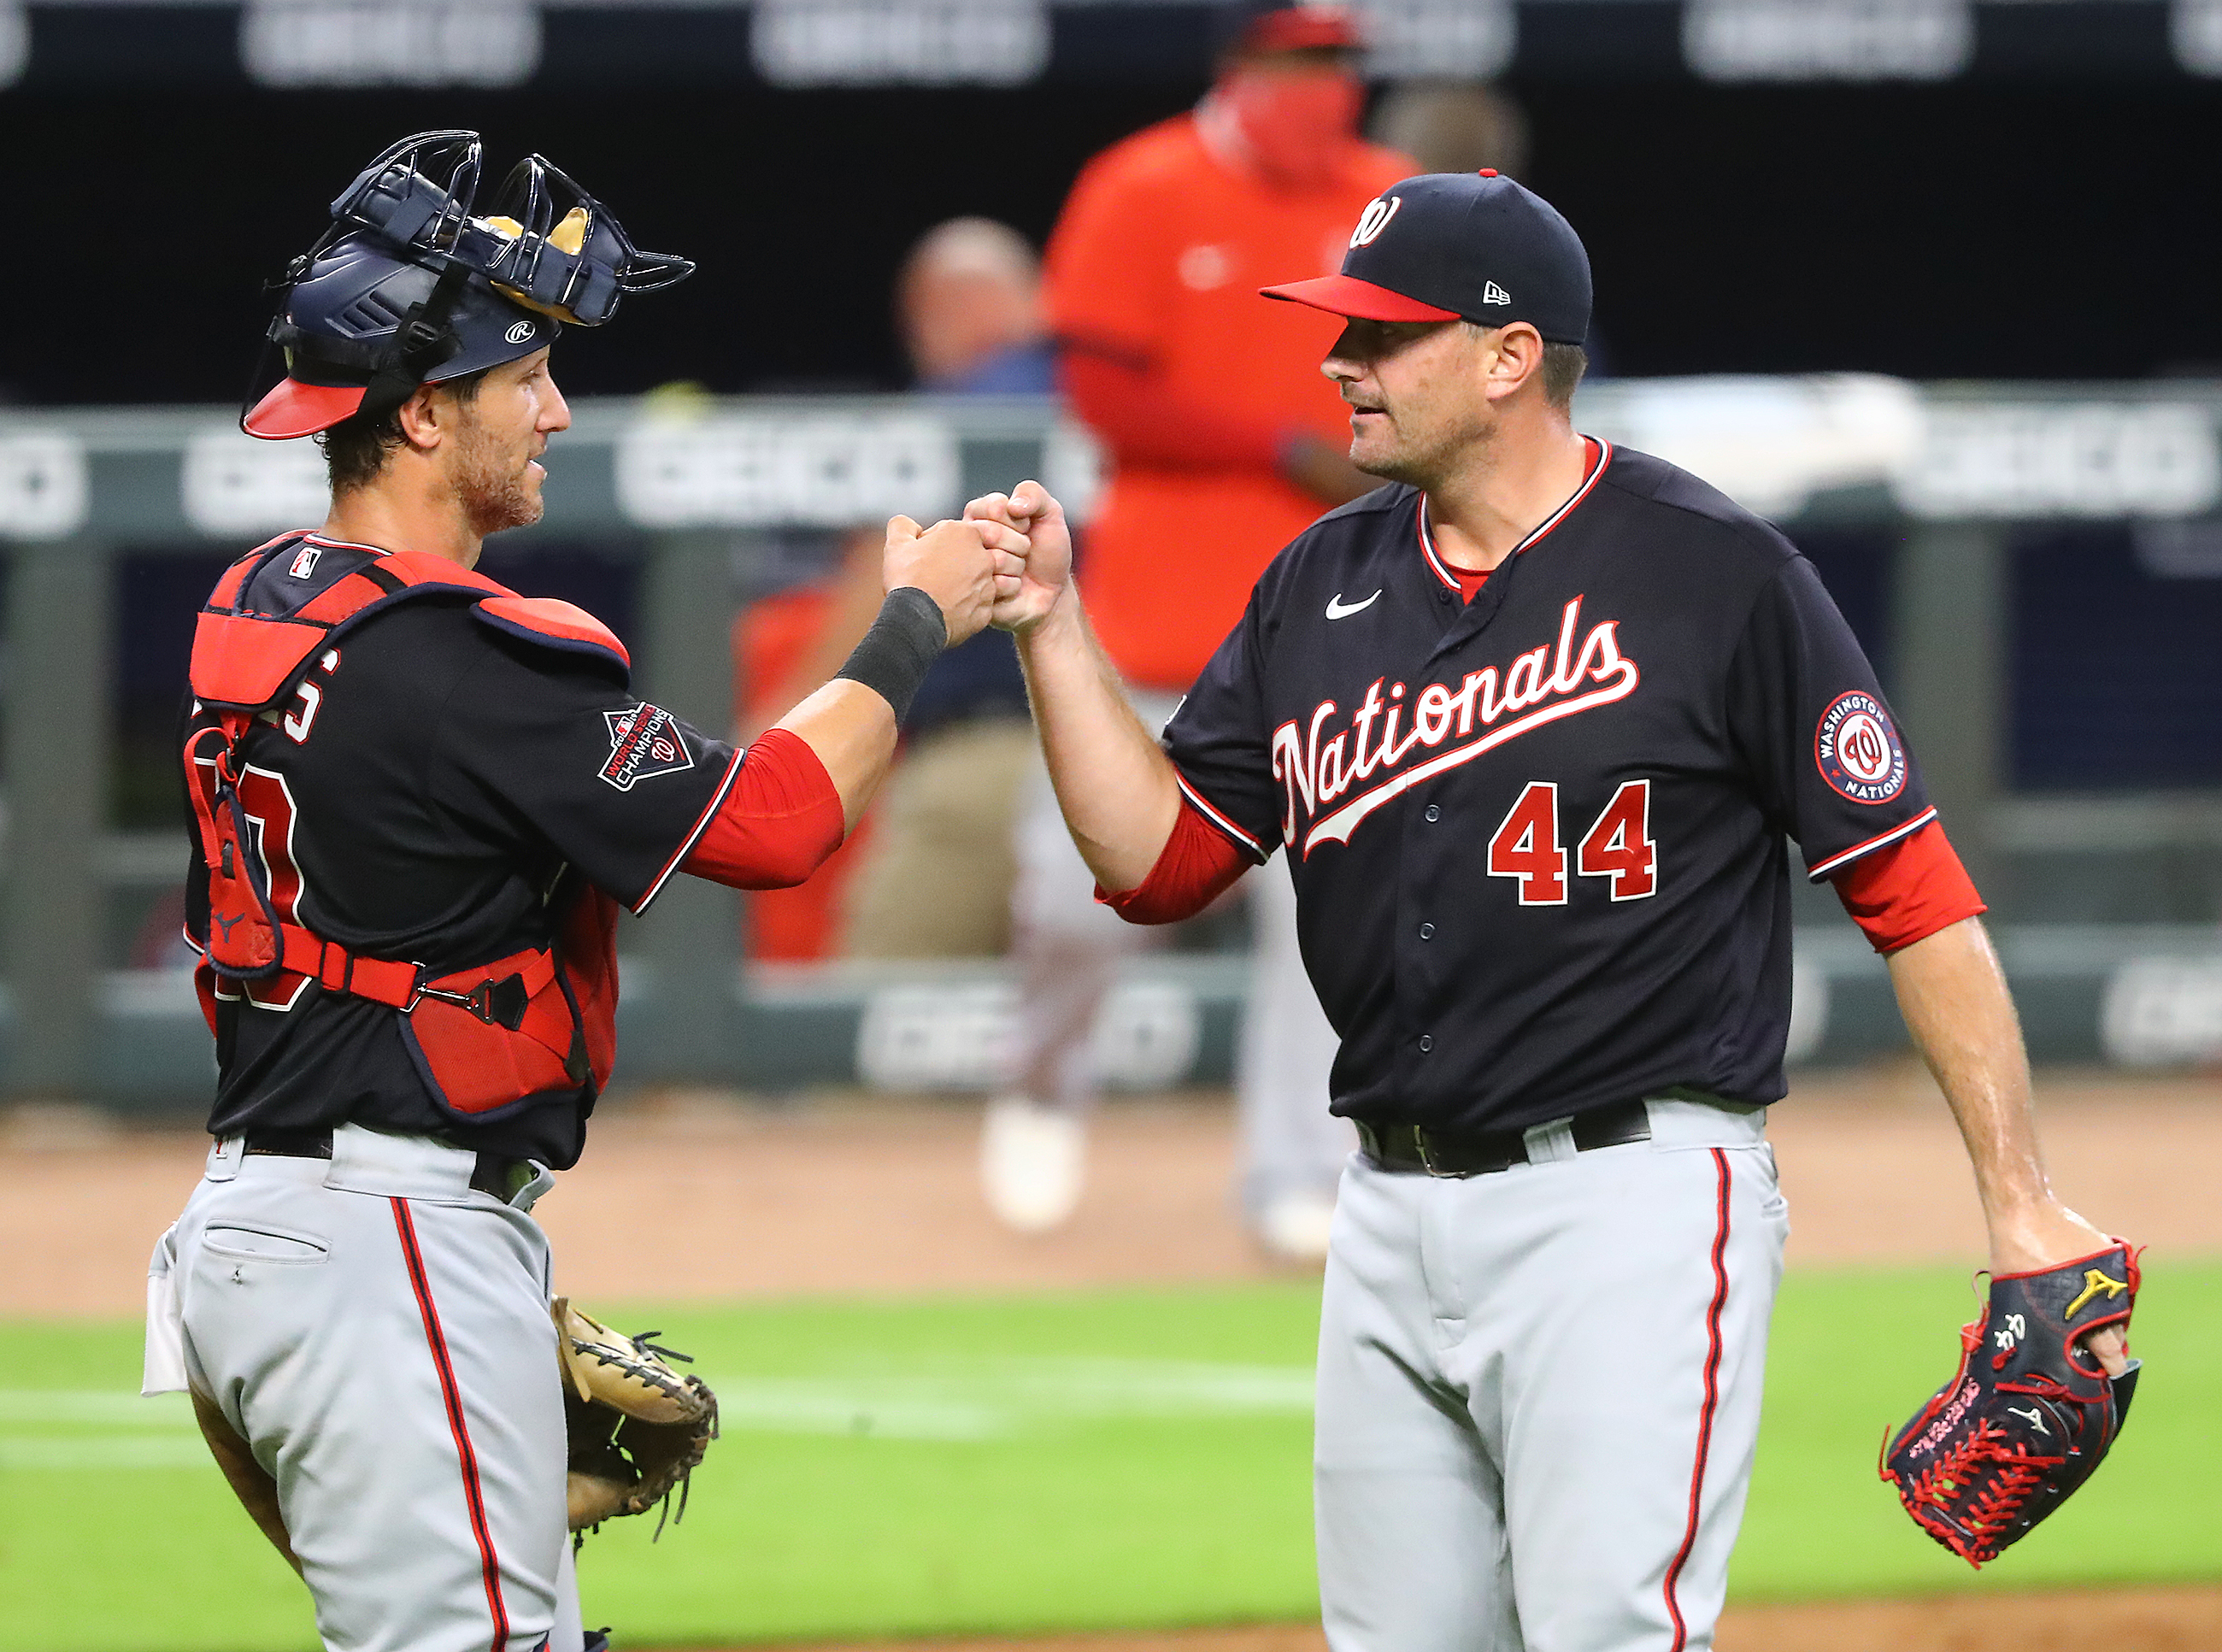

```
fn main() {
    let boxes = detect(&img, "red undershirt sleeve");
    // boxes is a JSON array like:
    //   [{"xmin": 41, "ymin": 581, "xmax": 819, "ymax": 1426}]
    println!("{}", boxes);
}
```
[
  {"xmin": 1828, "ymin": 818, "xmax": 1988, "ymax": 954},
  {"xmin": 680, "ymin": 726, "xmax": 847, "ymax": 891},
  {"xmin": 1060, "ymin": 346, "xmax": 1287, "ymax": 473},
  {"xmin": 1096, "ymin": 797, "xmax": 1253, "ymax": 926}
]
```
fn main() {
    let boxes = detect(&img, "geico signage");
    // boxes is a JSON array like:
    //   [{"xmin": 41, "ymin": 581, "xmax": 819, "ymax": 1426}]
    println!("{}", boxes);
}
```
[
  {"xmin": 182, "ymin": 428, "xmax": 331, "ymax": 538},
  {"xmin": 2102, "ymin": 958, "xmax": 2222, "ymax": 1067},
  {"xmin": 1684, "ymin": 0, "xmax": 1972, "ymax": 83},
  {"xmin": 0, "ymin": 433, "xmax": 88, "ymax": 541},
  {"xmin": 752, "ymin": 0, "xmax": 1049, "ymax": 87},
  {"xmin": 240, "ymin": 0, "xmax": 542, "ymax": 89},
  {"xmin": 1892, "ymin": 403, "xmax": 2222, "ymax": 520},
  {"xmin": 855, "ymin": 980, "xmax": 1200, "ymax": 1091},
  {"xmin": 615, "ymin": 414, "xmax": 961, "ymax": 528}
]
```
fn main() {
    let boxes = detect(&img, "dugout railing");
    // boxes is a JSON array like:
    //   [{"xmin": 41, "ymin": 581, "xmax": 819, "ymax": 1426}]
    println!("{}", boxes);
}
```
[{"xmin": 2, "ymin": 379, "xmax": 2218, "ymax": 1108}]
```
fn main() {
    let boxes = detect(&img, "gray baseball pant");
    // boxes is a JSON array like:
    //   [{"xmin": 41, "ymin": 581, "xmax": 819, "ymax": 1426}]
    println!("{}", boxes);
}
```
[
  {"xmin": 147, "ymin": 1125, "xmax": 584, "ymax": 1652},
  {"xmin": 1314, "ymin": 1098, "xmax": 1788, "ymax": 1652}
]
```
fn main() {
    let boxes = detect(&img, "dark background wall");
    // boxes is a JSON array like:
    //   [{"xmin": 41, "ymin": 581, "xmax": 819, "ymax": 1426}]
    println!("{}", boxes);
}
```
[{"xmin": 6, "ymin": 79, "xmax": 2219, "ymax": 407}]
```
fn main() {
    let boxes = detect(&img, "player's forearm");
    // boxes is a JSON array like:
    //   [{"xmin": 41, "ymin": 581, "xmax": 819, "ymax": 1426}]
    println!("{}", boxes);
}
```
[
  {"xmin": 773, "ymin": 580, "xmax": 952, "ymax": 831},
  {"xmin": 1886, "ymin": 917, "xmax": 2059, "ymax": 1250},
  {"xmin": 1014, "ymin": 591, "xmax": 1182, "ymax": 891},
  {"xmin": 773, "ymin": 680, "xmax": 897, "ymax": 832}
]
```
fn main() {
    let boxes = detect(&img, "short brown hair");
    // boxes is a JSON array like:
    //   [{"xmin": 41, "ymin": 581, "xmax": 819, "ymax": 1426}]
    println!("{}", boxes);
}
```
[
  {"xmin": 317, "ymin": 367, "xmax": 491, "ymax": 494},
  {"xmin": 1461, "ymin": 324, "xmax": 1589, "ymax": 412},
  {"xmin": 1540, "ymin": 342, "xmax": 1589, "ymax": 411}
]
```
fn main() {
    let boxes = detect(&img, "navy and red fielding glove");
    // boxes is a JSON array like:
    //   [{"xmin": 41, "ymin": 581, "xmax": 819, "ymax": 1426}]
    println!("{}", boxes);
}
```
[{"xmin": 1881, "ymin": 1243, "xmax": 2143, "ymax": 1566}]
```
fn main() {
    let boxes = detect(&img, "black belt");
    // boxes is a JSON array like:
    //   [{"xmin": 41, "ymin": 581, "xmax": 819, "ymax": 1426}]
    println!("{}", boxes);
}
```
[
  {"xmin": 1355, "ymin": 1098, "xmax": 1653, "ymax": 1178},
  {"xmin": 242, "ymin": 1128, "xmax": 520, "ymax": 1199}
]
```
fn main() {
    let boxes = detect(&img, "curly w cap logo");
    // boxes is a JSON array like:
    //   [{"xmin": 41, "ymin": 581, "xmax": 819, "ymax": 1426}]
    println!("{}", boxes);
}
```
[
  {"xmin": 600, "ymin": 704, "xmax": 694, "ymax": 791},
  {"xmin": 1814, "ymin": 691, "xmax": 1907, "ymax": 804},
  {"xmin": 1350, "ymin": 196, "xmax": 1401, "ymax": 248}
]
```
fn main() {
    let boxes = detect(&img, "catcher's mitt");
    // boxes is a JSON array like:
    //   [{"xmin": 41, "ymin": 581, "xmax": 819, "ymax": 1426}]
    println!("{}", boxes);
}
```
[
  {"xmin": 555, "ymin": 1297, "xmax": 719, "ymax": 1537},
  {"xmin": 1880, "ymin": 1242, "xmax": 2142, "ymax": 1567}
]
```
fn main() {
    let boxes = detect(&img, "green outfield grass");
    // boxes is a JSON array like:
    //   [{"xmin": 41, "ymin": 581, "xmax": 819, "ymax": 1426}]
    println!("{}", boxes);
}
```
[{"xmin": 3, "ymin": 1261, "xmax": 2214, "ymax": 1651}]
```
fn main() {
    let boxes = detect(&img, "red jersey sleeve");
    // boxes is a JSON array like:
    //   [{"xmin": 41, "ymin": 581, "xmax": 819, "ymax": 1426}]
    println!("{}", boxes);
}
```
[
  {"xmin": 1059, "ymin": 350, "xmax": 1284, "ymax": 473},
  {"xmin": 1043, "ymin": 136, "xmax": 1181, "ymax": 362},
  {"xmin": 1828, "ymin": 818, "xmax": 1987, "ymax": 954},
  {"xmin": 680, "ymin": 726, "xmax": 846, "ymax": 891},
  {"xmin": 1096, "ymin": 796, "xmax": 1252, "ymax": 926}
]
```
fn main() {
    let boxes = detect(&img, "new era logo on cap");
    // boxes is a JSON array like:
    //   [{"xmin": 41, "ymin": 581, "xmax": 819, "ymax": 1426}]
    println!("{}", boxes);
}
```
[{"xmin": 1260, "ymin": 170, "xmax": 1591, "ymax": 345}]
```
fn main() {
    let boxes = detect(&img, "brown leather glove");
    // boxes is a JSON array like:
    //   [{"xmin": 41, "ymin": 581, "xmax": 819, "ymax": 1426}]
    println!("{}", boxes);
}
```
[{"xmin": 555, "ymin": 1297, "xmax": 719, "ymax": 1537}]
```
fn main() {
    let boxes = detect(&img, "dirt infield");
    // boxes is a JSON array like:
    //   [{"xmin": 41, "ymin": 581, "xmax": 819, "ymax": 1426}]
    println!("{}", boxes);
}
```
[
  {"xmin": 7, "ymin": 1065, "xmax": 2217, "ymax": 1318},
  {"xmin": 715, "ymin": 1586, "xmax": 2222, "ymax": 1652}
]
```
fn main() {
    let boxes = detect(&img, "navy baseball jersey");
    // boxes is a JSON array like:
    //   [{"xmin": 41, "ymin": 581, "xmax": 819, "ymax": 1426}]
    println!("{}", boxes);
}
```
[
  {"xmin": 1162, "ymin": 440, "xmax": 1934, "ymax": 1134},
  {"xmin": 181, "ymin": 560, "xmax": 738, "ymax": 1168}
]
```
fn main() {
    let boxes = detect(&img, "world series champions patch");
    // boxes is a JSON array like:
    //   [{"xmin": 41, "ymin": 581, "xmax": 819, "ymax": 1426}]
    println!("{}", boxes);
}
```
[
  {"xmin": 600, "ymin": 704, "xmax": 694, "ymax": 791},
  {"xmin": 1814, "ymin": 691, "xmax": 1907, "ymax": 803}
]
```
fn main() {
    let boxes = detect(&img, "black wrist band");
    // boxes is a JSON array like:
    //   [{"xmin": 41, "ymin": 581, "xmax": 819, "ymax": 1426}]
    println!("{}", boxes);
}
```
[{"xmin": 834, "ymin": 586, "xmax": 947, "ymax": 723}]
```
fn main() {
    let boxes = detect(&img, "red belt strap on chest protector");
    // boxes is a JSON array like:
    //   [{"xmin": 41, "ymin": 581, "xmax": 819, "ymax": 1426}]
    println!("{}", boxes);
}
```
[{"xmin": 184, "ymin": 533, "xmax": 630, "ymax": 1117}]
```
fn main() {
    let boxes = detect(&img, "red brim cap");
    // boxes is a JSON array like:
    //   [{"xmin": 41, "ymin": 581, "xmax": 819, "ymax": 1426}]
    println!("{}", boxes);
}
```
[
  {"xmin": 1259, "ymin": 275, "xmax": 1461, "ymax": 323},
  {"xmin": 1245, "ymin": 8, "xmax": 1363, "ymax": 51},
  {"xmin": 244, "ymin": 378, "xmax": 367, "ymax": 440}
]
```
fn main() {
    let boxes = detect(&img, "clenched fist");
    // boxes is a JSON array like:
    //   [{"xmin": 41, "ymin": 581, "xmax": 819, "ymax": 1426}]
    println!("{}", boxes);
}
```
[
  {"xmin": 883, "ymin": 513, "xmax": 1027, "ymax": 646},
  {"xmin": 966, "ymin": 480, "xmax": 1071, "ymax": 633}
]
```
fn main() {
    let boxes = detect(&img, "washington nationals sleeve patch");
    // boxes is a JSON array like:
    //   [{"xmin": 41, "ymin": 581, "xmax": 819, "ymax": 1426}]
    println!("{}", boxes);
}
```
[
  {"xmin": 600, "ymin": 705, "xmax": 695, "ymax": 791},
  {"xmin": 1814, "ymin": 691, "xmax": 1908, "ymax": 804}
]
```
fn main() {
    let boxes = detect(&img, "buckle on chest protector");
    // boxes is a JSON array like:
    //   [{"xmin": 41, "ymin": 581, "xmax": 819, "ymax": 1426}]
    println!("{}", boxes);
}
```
[{"xmin": 410, "ymin": 973, "xmax": 531, "ymax": 1031}]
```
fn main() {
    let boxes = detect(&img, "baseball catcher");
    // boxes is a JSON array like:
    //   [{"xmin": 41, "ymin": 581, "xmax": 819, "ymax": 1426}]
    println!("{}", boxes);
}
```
[
  {"xmin": 144, "ymin": 125, "xmax": 1015, "ymax": 1652},
  {"xmin": 1882, "ymin": 1243, "xmax": 2142, "ymax": 1566}
]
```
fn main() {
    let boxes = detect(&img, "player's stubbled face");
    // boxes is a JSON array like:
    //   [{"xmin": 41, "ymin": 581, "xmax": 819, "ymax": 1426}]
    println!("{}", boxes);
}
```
[
  {"xmin": 1322, "ymin": 318, "xmax": 1492, "ymax": 489},
  {"xmin": 448, "ymin": 348, "xmax": 571, "ymax": 538}
]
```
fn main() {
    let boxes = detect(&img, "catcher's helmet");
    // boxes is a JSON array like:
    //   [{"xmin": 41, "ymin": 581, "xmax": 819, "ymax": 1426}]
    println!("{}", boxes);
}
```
[{"xmin": 246, "ymin": 130, "xmax": 692, "ymax": 440}]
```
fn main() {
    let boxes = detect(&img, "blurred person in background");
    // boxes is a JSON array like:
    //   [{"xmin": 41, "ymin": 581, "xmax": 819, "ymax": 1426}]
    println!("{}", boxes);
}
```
[
  {"xmin": 738, "ymin": 218, "xmax": 1049, "ymax": 959},
  {"xmin": 980, "ymin": 0, "xmax": 1413, "ymax": 1256},
  {"xmin": 1369, "ymin": 79, "xmax": 1530, "ymax": 179}
]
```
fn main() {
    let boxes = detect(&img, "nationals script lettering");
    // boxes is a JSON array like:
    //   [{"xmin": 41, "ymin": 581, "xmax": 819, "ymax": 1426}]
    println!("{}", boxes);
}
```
[{"xmin": 1272, "ymin": 596, "xmax": 1641, "ymax": 856}]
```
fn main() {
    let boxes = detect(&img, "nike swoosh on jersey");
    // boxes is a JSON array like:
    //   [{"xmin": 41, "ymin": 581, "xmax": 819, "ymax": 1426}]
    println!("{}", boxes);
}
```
[{"xmin": 1326, "ymin": 591, "xmax": 1382, "ymax": 620}]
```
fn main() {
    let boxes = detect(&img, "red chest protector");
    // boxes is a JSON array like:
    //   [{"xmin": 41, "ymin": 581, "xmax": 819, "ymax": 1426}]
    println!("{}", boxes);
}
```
[{"xmin": 185, "ymin": 532, "xmax": 630, "ymax": 1118}]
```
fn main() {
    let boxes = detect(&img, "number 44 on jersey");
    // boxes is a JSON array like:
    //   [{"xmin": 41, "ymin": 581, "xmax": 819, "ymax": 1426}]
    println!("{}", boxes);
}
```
[{"xmin": 1487, "ymin": 779, "xmax": 1656, "ymax": 905}]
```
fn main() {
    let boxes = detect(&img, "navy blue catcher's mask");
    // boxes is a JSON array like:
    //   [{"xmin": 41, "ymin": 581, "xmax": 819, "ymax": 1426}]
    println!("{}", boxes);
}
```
[{"xmin": 245, "ymin": 130, "xmax": 693, "ymax": 440}]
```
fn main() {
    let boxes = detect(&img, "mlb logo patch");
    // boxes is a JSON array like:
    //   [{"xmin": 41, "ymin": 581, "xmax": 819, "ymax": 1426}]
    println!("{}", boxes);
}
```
[
  {"xmin": 287, "ymin": 544, "xmax": 323, "ymax": 580},
  {"xmin": 600, "ymin": 704, "xmax": 694, "ymax": 791}
]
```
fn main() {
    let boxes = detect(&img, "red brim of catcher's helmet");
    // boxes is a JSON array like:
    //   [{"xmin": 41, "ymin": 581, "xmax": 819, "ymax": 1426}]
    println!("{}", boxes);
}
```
[
  {"xmin": 1259, "ymin": 275, "xmax": 1462, "ymax": 323},
  {"xmin": 244, "ymin": 378, "xmax": 368, "ymax": 440}
]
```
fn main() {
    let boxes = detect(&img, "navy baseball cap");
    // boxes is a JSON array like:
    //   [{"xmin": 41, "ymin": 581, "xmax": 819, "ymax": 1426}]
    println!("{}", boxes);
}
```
[{"xmin": 1261, "ymin": 170, "xmax": 1591, "ymax": 345}]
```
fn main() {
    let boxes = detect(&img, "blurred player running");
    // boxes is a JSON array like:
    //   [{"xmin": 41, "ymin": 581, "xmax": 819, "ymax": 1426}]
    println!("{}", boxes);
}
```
[{"xmin": 983, "ymin": 0, "xmax": 1413, "ymax": 1255}]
